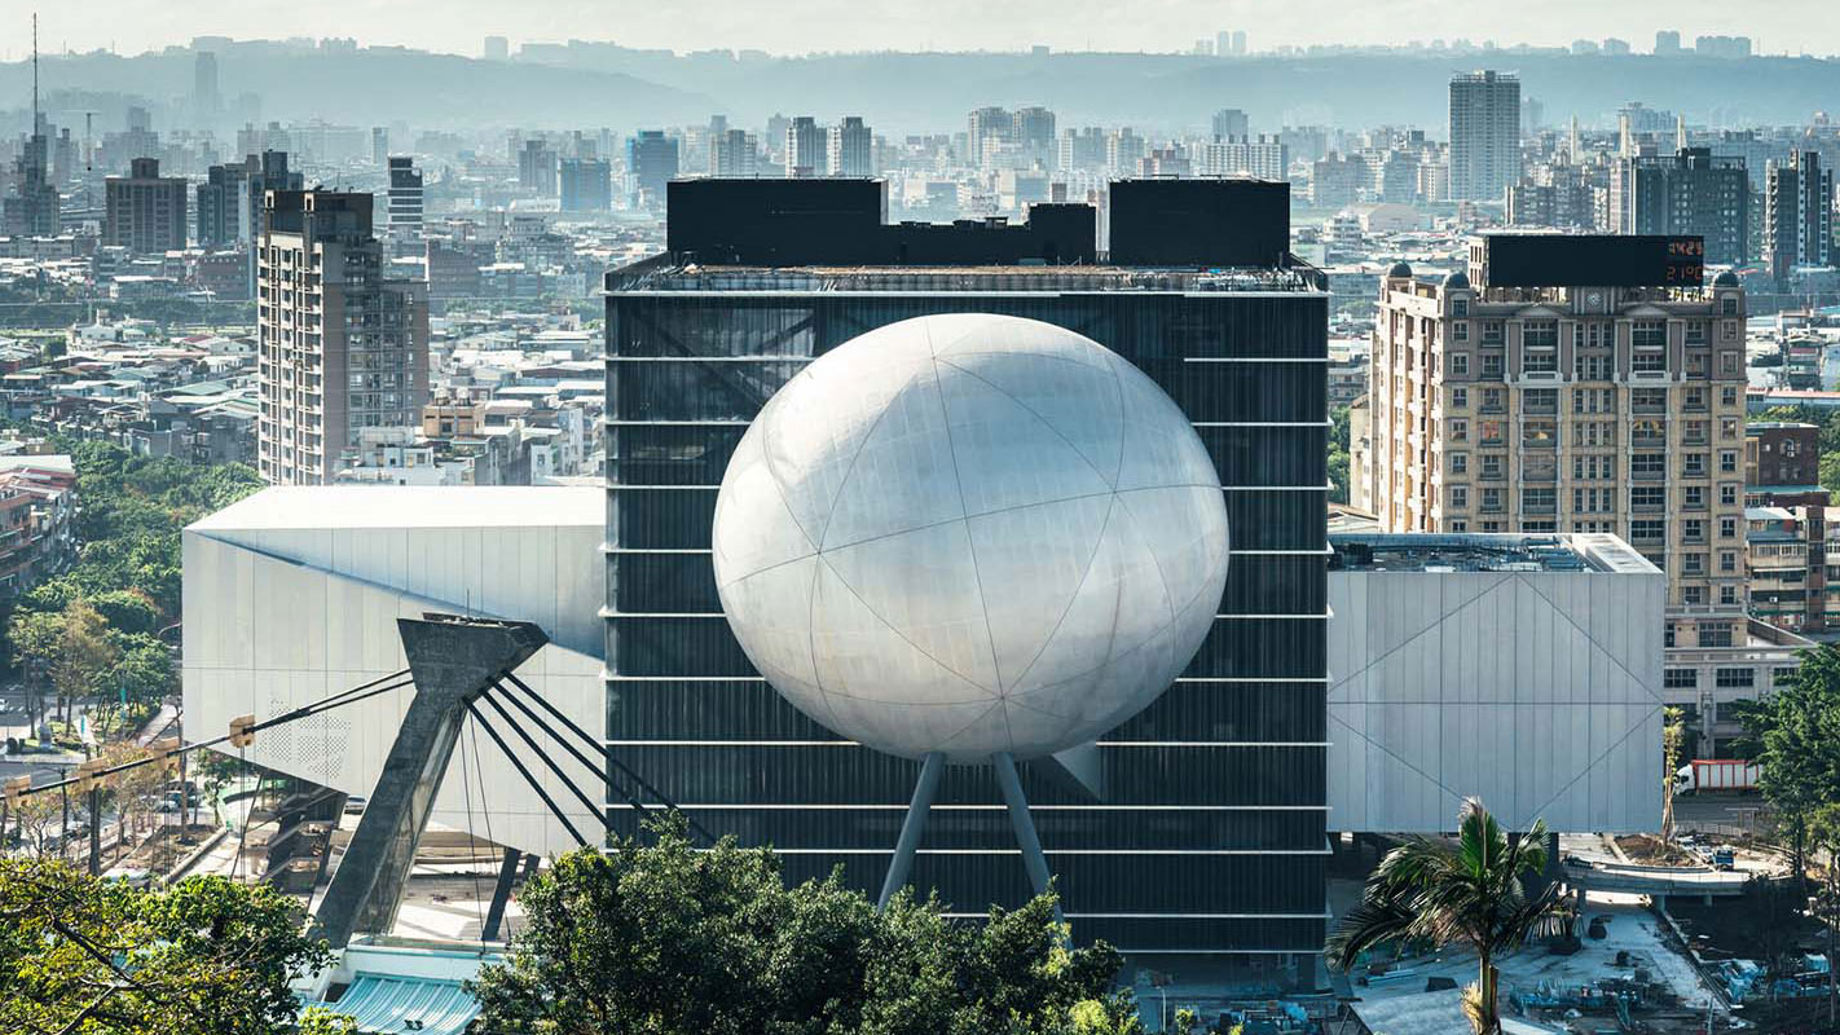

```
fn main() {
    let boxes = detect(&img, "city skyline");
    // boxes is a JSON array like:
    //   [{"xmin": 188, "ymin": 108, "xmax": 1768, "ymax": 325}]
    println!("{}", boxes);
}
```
[{"xmin": 2, "ymin": 0, "xmax": 1833, "ymax": 62}]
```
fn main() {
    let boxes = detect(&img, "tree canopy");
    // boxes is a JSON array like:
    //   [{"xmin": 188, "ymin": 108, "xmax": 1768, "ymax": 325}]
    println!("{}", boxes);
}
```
[
  {"xmin": 1741, "ymin": 644, "xmax": 1840, "ymax": 879},
  {"xmin": 0, "ymin": 857, "xmax": 331, "ymax": 1035},
  {"xmin": 469, "ymin": 815, "xmax": 1139, "ymax": 1035}
]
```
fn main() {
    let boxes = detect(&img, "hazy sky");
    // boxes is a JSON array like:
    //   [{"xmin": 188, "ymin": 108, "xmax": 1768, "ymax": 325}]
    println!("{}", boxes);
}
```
[{"xmin": 6, "ymin": 0, "xmax": 1836, "ymax": 61}]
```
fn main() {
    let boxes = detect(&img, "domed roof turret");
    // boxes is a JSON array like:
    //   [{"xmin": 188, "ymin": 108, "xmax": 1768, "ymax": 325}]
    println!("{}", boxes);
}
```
[
  {"xmin": 1386, "ymin": 261, "xmax": 1412, "ymax": 279},
  {"xmin": 1713, "ymin": 270, "xmax": 1739, "ymax": 287},
  {"xmin": 1441, "ymin": 270, "xmax": 1471, "ymax": 290}
]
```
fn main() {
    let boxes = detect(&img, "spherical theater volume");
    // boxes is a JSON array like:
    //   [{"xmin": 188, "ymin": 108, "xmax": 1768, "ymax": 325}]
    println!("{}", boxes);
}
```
[{"xmin": 712, "ymin": 313, "xmax": 1229, "ymax": 763}]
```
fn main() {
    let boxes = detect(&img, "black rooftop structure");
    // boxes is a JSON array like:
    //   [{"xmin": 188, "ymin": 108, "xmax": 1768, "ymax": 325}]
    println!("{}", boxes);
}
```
[
  {"xmin": 664, "ymin": 177, "xmax": 1294, "ymax": 269},
  {"xmin": 1469, "ymin": 233, "xmax": 1706, "ymax": 289}
]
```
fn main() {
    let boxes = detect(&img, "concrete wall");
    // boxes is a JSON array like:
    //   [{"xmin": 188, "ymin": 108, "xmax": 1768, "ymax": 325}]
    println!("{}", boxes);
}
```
[
  {"xmin": 181, "ymin": 487, "xmax": 604, "ymax": 857},
  {"xmin": 1328, "ymin": 566, "xmax": 1666, "ymax": 834}
]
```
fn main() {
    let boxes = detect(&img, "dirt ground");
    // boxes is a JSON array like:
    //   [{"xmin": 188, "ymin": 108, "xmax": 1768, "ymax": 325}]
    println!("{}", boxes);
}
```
[{"xmin": 1615, "ymin": 834, "xmax": 1703, "ymax": 866}]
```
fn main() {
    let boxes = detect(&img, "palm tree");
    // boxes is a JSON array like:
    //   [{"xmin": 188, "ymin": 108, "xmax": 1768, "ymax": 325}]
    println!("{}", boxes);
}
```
[{"xmin": 1326, "ymin": 798, "xmax": 1566, "ymax": 1035}]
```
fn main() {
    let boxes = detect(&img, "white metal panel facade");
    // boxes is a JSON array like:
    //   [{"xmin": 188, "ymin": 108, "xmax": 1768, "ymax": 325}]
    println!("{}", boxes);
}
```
[
  {"xmin": 182, "ymin": 487, "xmax": 605, "ymax": 857},
  {"xmin": 1328, "ymin": 566, "xmax": 1665, "ymax": 834}
]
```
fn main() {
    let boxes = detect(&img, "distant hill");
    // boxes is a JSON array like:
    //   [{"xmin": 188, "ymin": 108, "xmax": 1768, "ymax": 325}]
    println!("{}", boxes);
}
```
[
  {"xmin": 0, "ymin": 46, "xmax": 715, "ymax": 132},
  {"xmin": 2, "ymin": 45, "xmax": 1836, "ymax": 137}
]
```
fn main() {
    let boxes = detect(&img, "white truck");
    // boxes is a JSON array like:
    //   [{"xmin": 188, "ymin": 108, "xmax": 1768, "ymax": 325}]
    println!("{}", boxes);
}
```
[{"xmin": 1674, "ymin": 759, "xmax": 1761, "ymax": 794}]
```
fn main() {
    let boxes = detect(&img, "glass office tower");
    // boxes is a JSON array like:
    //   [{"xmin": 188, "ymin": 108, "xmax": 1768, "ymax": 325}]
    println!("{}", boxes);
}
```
[{"xmin": 603, "ymin": 184, "xmax": 1329, "ymax": 984}]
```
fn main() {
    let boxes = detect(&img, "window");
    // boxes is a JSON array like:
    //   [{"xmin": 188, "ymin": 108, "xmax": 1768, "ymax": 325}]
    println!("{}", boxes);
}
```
[
  {"xmin": 1664, "ymin": 669, "xmax": 1698, "ymax": 689},
  {"xmin": 1481, "ymin": 487, "xmax": 1503, "ymax": 511},
  {"xmin": 1720, "ymin": 451, "xmax": 1738, "ymax": 472},
  {"xmin": 1451, "ymin": 387, "xmax": 1469, "ymax": 409},
  {"xmin": 1684, "ymin": 553, "xmax": 1704, "ymax": 574},
  {"xmin": 1632, "ymin": 350, "xmax": 1666, "ymax": 373},
  {"xmin": 1482, "ymin": 321, "xmax": 1504, "ymax": 345},
  {"xmin": 1686, "ymin": 486, "xmax": 1705, "ymax": 509},
  {"xmin": 1721, "ymin": 485, "xmax": 1738, "ymax": 506},
  {"xmin": 1522, "ymin": 321, "xmax": 1558, "ymax": 347},
  {"xmin": 1683, "ymin": 586, "xmax": 1705, "ymax": 605},
  {"xmin": 1686, "ymin": 320, "xmax": 1708, "ymax": 344},
  {"xmin": 1449, "ymin": 453, "xmax": 1468, "ymax": 474},
  {"xmin": 1522, "ymin": 487, "xmax": 1556, "ymax": 512},
  {"xmin": 1630, "ymin": 486, "xmax": 1665, "ymax": 509},
  {"xmin": 1721, "ymin": 385, "xmax": 1739, "ymax": 407},
  {"xmin": 1524, "ymin": 350, "xmax": 1558, "ymax": 373},
  {"xmin": 1449, "ymin": 486, "xmax": 1469, "ymax": 508},
  {"xmin": 1450, "ymin": 419, "xmax": 1468, "ymax": 441},
  {"xmin": 1452, "ymin": 298, "xmax": 1469, "ymax": 317},
  {"xmin": 1631, "ymin": 453, "xmax": 1665, "ymax": 477},
  {"xmin": 1482, "ymin": 354, "xmax": 1503, "ymax": 378},
  {"xmin": 1684, "ymin": 454, "xmax": 1707, "ymax": 477},
  {"xmin": 1450, "ymin": 352, "xmax": 1469, "ymax": 375},
  {"xmin": 1720, "ymin": 585, "xmax": 1739, "ymax": 606},
  {"xmin": 1481, "ymin": 454, "xmax": 1503, "ymax": 478},
  {"xmin": 1720, "ymin": 516, "xmax": 1737, "ymax": 538},
  {"xmin": 1453, "ymin": 323, "xmax": 1470, "ymax": 343},
  {"xmin": 1714, "ymin": 667, "xmax": 1754, "ymax": 688},
  {"xmin": 1630, "ymin": 519, "xmax": 1665, "ymax": 540},
  {"xmin": 1631, "ymin": 319, "xmax": 1667, "ymax": 348},
  {"xmin": 1481, "ymin": 389, "xmax": 1503, "ymax": 412},
  {"xmin": 1684, "ymin": 519, "xmax": 1704, "ymax": 541},
  {"xmin": 1720, "ymin": 551, "xmax": 1737, "ymax": 573},
  {"xmin": 1774, "ymin": 667, "xmax": 1799, "ymax": 686}
]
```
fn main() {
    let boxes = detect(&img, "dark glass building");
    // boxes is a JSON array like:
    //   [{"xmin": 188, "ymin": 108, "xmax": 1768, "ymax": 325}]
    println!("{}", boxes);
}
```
[{"xmin": 603, "ymin": 179, "xmax": 1328, "ymax": 983}]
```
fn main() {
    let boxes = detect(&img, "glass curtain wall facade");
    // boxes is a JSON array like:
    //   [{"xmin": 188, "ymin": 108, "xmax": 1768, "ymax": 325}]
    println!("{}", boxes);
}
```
[{"xmin": 603, "ymin": 268, "xmax": 1329, "ymax": 973}]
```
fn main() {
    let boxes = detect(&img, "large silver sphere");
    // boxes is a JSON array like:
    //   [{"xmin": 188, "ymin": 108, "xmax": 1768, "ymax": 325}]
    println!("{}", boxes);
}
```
[{"xmin": 712, "ymin": 313, "xmax": 1229, "ymax": 763}]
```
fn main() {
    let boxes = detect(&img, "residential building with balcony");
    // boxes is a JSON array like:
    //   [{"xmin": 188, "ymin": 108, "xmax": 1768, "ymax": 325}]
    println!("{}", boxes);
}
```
[
  {"xmin": 1352, "ymin": 234, "xmax": 1802, "ymax": 743},
  {"xmin": 256, "ymin": 191, "xmax": 429, "ymax": 485}
]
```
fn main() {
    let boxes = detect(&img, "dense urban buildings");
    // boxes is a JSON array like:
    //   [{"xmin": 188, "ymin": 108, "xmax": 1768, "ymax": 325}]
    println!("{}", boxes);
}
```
[
  {"xmin": 783, "ymin": 116, "xmax": 826, "ymax": 178},
  {"xmin": 559, "ymin": 157, "xmax": 612, "ymax": 211},
  {"xmin": 1765, "ymin": 151, "xmax": 1834, "ymax": 281},
  {"xmin": 256, "ymin": 190, "xmax": 430, "ymax": 485},
  {"xmin": 1353, "ymin": 233, "xmax": 1810, "ymax": 751},
  {"xmin": 826, "ymin": 116, "xmax": 873, "ymax": 178},
  {"xmin": 103, "ymin": 158, "xmax": 189, "ymax": 254},
  {"xmin": 1358, "ymin": 235, "xmax": 1746, "ymax": 646},
  {"xmin": 1447, "ymin": 70, "xmax": 1520, "ymax": 201},
  {"xmin": 1610, "ymin": 148, "xmax": 1751, "ymax": 265},
  {"xmin": 624, "ymin": 130, "xmax": 678, "ymax": 204},
  {"xmin": 386, "ymin": 156, "xmax": 424, "ymax": 239},
  {"xmin": 605, "ymin": 177, "xmax": 1329, "ymax": 978}
]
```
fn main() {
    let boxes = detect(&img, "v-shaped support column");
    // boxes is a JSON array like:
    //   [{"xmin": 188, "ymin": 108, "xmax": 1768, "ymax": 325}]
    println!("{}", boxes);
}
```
[{"xmin": 312, "ymin": 614, "xmax": 547, "ymax": 949}]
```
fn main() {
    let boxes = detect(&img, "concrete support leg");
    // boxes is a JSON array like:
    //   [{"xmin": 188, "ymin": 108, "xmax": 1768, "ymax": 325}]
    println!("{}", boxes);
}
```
[
  {"xmin": 481, "ymin": 846, "xmax": 522, "ymax": 942},
  {"xmin": 993, "ymin": 751, "xmax": 1062, "ymax": 924},
  {"xmin": 312, "ymin": 615, "xmax": 547, "ymax": 949},
  {"xmin": 878, "ymin": 751, "xmax": 944, "ymax": 909}
]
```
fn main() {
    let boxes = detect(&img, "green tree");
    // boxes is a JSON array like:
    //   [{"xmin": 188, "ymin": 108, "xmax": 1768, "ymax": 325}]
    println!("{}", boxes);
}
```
[
  {"xmin": 0, "ymin": 857, "xmax": 331, "ymax": 1034},
  {"xmin": 470, "ymin": 814, "xmax": 1131, "ymax": 1035},
  {"xmin": 1327, "ymin": 405, "xmax": 1351, "ymax": 505},
  {"xmin": 1807, "ymin": 804, "xmax": 1840, "ymax": 1026},
  {"xmin": 1742, "ymin": 645, "xmax": 1840, "ymax": 886},
  {"xmin": 90, "ymin": 589, "xmax": 162, "ymax": 637},
  {"xmin": 1662, "ymin": 706, "xmax": 1685, "ymax": 843},
  {"xmin": 1326, "ymin": 798, "xmax": 1565, "ymax": 1035},
  {"xmin": 296, "ymin": 1007, "xmax": 361, "ymax": 1033},
  {"xmin": 51, "ymin": 600, "xmax": 119, "ymax": 724}
]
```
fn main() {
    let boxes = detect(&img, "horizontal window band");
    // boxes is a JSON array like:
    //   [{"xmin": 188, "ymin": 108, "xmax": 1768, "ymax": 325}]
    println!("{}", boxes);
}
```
[
  {"xmin": 605, "ymin": 419, "xmax": 1325, "ymax": 430},
  {"xmin": 603, "ymin": 740, "xmax": 1327, "ymax": 749},
  {"xmin": 1193, "ymin": 422, "xmax": 1330, "ymax": 428},
  {"xmin": 606, "ymin": 355, "xmax": 817, "ymax": 363},
  {"xmin": 598, "ymin": 611, "xmax": 1327, "ymax": 620},
  {"xmin": 653, "ymin": 804, "xmax": 1331, "ymax": 811},
  {"xmin": 606, "ymin": 420, "xmax": 752, "ymax": 426},
  {"xmin": 1182, "ymin": 356, "xmax": 1328, "ymax": 363},
  {"xmin": 603, "ymin": 485, "xmax": 1327, "ymax": 493},
  {"xmin": 599, "ymin": 674, "xmax": 1330, "ymax": 685},
  {"xmin": 610, "ymin": 290, "xmax": 1324, "ymax": 300},
  {"xmin": 706, "ymin": 849, "xmax": 1332, "ymax": 857}
]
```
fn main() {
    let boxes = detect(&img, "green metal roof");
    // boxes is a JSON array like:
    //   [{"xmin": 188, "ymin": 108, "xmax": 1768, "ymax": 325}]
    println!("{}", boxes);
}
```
[{"xmin": 311, "ymin": 974, "xmax": 481, "ymax": 1035}]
